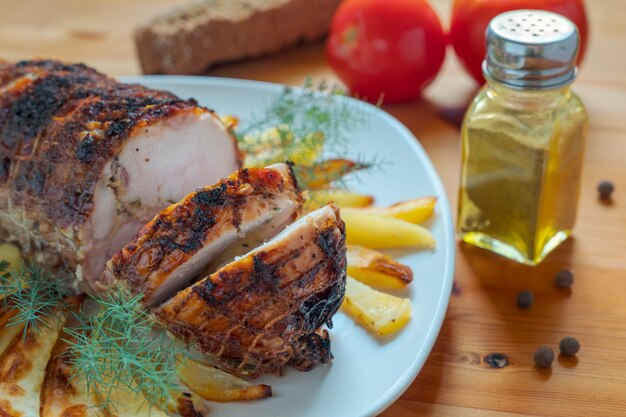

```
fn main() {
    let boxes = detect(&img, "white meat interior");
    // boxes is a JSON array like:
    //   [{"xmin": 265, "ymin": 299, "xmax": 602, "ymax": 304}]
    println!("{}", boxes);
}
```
[
  {"xmin": 241, "ymin": 205, "xmax": 336, "ymax": 258},
  {"xmin": 147, "ymin": 200, "xmax": 298, "ymax": 306},
  {"xmin": 83, "ymin": 111, "xmax": 239, "ymax": 282}
]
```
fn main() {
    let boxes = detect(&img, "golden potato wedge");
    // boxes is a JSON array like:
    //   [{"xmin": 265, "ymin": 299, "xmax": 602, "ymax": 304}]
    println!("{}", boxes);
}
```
[
  {"xmin": 341, "ymin": 196, "xmax": 436, "ymax": 224},
  {"xmin": 342, "ymin": 276, "xmax": 411, "ymax": 336},
  {"xmin": 0, "ymin": 311, "xmax": 66, "ymax": 417},
  {"xmin": 386, "ymin": 196, "xmax": 437, "ymax": 223},
  {"xmin": 304, "ymin": 189, "xmax": 375, "ymax": 211},
  {"xmin": 347, "ymin": 245, "xmax": 413, "ymax": 289},
  {"xmin": 0, "ymin": 242, "xmax": 23, "ymax": 275},
  {"xmin": 342, "ymin": 210, "xmax": 435, "ymax": 249},
  {"xmin": 0, "ymin": 311, "xmax": 24, "ymax": 357},
  {"xmin": 177, "ymin": 356, "xmax": 272, "ymax": 403},
  {"xmin": 293, "ymin": 159, "xmax": 369, "ymax": 190}
]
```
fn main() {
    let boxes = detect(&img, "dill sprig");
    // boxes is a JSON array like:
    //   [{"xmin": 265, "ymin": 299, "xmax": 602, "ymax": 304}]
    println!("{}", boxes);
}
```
[
  {"xmin": 65, "ymin": 286, "xmax": 184, "ymax": 411},
  {"xmin": 235, "ymin": 79, "xmax": 378, "ymax": 188},
  {"xmin": 0, "ymin": 263, "xmax": 67, "ymax": 338}
]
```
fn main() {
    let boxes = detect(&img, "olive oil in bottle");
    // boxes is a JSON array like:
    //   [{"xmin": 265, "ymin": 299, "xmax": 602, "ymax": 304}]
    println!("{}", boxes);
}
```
[{"xmin": 457, "ymin": 10, "xmax": 588, "ymax": 265}]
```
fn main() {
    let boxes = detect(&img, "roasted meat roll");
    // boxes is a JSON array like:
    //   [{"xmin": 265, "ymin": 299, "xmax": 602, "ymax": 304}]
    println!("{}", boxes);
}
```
[{"xmin": 0, "ymin": 60, "xmax": 240, "ymax": 292}]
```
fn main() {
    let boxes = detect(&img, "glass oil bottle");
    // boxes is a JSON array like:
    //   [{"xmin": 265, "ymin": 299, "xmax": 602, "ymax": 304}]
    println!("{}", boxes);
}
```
[{"xmin": 457, "ymin": 10, "xmax": 588, "ymax": 265}]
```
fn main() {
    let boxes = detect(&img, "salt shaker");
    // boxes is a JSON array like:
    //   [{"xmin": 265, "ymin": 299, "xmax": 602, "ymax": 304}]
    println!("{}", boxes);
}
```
[{"xmin": 457, "ymin": 10, "xmax": 588, "ymax": 265}]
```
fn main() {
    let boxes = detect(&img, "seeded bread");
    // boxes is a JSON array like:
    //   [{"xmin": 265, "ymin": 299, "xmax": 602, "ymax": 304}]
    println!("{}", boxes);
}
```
[{"xmin": 135, "ymin": 0, "xmax": 342, "ymax": 75}]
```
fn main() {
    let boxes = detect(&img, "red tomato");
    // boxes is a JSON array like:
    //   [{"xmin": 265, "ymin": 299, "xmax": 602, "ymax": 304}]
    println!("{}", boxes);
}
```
[
  {"xmin": 326, "ymin": 0, "xmax": 446, "ymax": 103},
  {"xmin": 450, "ymin": 0, "xmax": 589, "ymax": 84}
]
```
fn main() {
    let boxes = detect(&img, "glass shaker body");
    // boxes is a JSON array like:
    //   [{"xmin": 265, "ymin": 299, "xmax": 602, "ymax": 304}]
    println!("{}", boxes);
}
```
[{"xmin": 457, "ymin": 80, "xmax": 588, "ymax": 265}]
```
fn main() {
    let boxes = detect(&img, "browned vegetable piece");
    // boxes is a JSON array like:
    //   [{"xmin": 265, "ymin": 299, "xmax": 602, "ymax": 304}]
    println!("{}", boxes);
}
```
[
  {"xmin": 347, "ymin": 245, "xmax": 413, "ymax": 289},
  {"xmin": 177, "ymin": 356, "xmax": 272, "ymax": 402},
  {"xmin": 294, "ymin": 159, "xmax": 370, "ymax": 190}
]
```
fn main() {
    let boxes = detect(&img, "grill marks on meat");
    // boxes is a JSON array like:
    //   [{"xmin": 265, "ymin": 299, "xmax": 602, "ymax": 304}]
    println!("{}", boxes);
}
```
[
  {"xmin": 154, "ymin": 204, "xmax": 346, "ymax": 378},
  {"xmin": 0, "ymin": 60, "xmax": 240, "ymax": 289},
  {"xmin": 103, "ymin": 163, "xmax": 302, "ymax": 305}
]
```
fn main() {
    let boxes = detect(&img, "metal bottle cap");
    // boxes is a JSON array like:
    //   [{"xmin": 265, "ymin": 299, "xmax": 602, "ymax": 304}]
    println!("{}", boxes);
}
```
[{"xmin": 483, "ymin": 9, "xmax": 580, "ymax": 90}]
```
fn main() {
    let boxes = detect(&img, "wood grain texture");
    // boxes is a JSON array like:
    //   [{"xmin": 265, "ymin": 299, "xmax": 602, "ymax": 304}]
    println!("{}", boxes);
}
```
[{"xmin": 1, "ymin": 0, "xmax": 625, "ymax": 416}]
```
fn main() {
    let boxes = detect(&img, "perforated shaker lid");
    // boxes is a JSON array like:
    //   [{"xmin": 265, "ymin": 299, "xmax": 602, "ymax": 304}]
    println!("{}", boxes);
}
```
[{"xmin": 483, "ymin": 9, "xmax": 580, "ymax": 90}]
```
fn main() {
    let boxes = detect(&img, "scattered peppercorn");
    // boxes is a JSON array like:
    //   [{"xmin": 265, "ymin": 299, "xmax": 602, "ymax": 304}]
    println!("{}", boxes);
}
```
[
  {"xmin": 598, "ymin": 180, "xmax": 614, "ymax": 200},
  {"xmin": 534, "ymin": 346, "xmax": 555, "ymax": 368},
  {"xmin": 559, "ymin": 336, "xmax": 581, "ymax": 356},
  {"xmin": 516, "ymin": 290, "xmax": 534, "ymax": 309},
  {"xmin": 484, "ymin": 353, "xmax": 509, "ymax": 368},
  {"xmin": 555, "ymin": 269, "xmax": 574, "ymax": 289}
]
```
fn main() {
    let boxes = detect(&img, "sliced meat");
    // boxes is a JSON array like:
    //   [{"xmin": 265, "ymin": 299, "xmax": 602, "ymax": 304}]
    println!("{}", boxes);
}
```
[
  {"xmin": 0, "ymin": 60, "xmax": 240, "ymax": 292},
  {"xmin": 102, "ymin": 163, "xmax": 302, "ymax": 306},
  {"xmin": 154, "ymin": 204, "xmax": 347, "ymax": 378}
]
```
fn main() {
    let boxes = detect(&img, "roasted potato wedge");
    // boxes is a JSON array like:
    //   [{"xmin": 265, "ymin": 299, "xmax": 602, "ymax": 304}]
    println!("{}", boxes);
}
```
[
  {"xmin": 293, "ymin": 159, "xmax": 369, "ymax": 190},
  {"xmin": 304, "ymin": 189, "xmax": 375, "ymax": 211},
  {"xmin": 346, "ymin": 196, "xmax": 437, "ymax": 224},
  {"xmin": 342, "ymin": 276, "xmax": 411, "ymax": 336},
  {"xmin": 0, "ymin": 311, "xmax": 24, "ymax": 357},
  {"xmin": 0, "ymin": 312, "xmax": 66, "ymax": 417},
  {"xmin": 342, "ymin": 210, "xmax": 435, "ymax": 249},
  {"xmin": 386, "ymin": 196, "xmax": 437, "ymax": 223},
  {"xmin": 347, "ymin": 245, "xmax": 413, "ymax": 289},
  {"xmin": 177, "ymin": 356, "xmax": 272, "ymax": 403}
]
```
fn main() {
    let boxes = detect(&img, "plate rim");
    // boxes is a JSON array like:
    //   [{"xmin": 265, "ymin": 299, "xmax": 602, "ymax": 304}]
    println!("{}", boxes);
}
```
[{"xmin": 120, "ymin": 75, "xmax": 456, "ymax": 417}]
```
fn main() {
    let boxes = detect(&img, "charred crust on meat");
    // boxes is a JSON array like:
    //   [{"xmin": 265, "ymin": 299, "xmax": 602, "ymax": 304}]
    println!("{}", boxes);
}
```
[
  {"xmin": 289, "ymin": 330, "xmax": 332, "ymax": 371},
  {"xmin": 2, "ymin": 75, "xmax": 74, "ymax": 153},
  {"xmin": 192, "ymin": 278, "xmax": 216, "ymax": 305},
  {"xmin": 75, "ymin": 133, "xmax": 97, "ymax": 162},
  {"xmin": 0, "ymin": 59, "xmax": 206, "ymax": 230},
  {"xmin": 252, "ymin": 255, "xmax": 280, "ymax": 292},
  {"xmin": 191, "ymin": 182, "xmax": 228, "ymax": 206},
  {"xmin": 316, "ymin": 228, "xmax": 343, "ymax": 272},
  {"xmin": 285, "ymin": 160, "xmax": 300, "ymax": 190}
]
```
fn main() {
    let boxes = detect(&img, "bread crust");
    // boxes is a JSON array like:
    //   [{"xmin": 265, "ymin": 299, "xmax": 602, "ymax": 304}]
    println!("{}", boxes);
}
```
[{"xmin": 135, "ymin": 0, "xmax": 342, "ymax": 74}]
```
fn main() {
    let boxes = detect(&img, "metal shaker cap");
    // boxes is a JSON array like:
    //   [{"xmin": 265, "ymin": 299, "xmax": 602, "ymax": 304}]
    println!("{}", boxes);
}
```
[{"xmin": 483, "ymin": 9, "xmax": 580, "ymax": 90}]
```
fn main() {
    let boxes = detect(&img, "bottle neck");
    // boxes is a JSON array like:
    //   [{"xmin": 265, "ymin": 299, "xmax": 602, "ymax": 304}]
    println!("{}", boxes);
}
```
[{"xmin": 484, "ymin": 79, "xmax": 572, "ymax": 111}]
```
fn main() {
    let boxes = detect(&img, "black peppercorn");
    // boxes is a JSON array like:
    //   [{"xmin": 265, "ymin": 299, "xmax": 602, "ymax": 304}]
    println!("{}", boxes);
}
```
[
  {"xmin": 516, "ymin": 290, "xmax": 534, "ymax": 309},
  {"xmin": 559, "ymin": 336, "xmax": 581, "ymax": 356},
  {"xmin": 598, "ymin": 180, "xmax": 614, "ymax": 200},
  {"xmin": 534, "ymin": 346, "xmax": 555, "ymax": 368},
  {"xmin": 555, "ymin": 269, "xmax": 574, "ymax": 289}
]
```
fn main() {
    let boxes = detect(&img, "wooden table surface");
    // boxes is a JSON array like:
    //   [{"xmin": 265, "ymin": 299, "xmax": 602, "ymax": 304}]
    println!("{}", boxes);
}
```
[{"xmin": 1, "ymin": 0, "xmax": 625, "ymax": 416}]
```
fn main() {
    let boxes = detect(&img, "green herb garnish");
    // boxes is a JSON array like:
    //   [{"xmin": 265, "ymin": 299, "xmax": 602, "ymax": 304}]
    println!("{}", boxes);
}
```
[
  {"xmin": 235, "ymin": 79, "xmax": 377, "ymax": 189},
  {"xmin": 0, "ymin": 263, "xmax": 67, "ymax": 338},
  {"xmin": 64, "ymin": 286, "xmax": 184, "ymax": 411}
]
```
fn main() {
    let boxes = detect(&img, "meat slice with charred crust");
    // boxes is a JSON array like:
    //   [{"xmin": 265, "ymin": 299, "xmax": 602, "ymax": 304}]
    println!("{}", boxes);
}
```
[
  {"xmin": 102, "ymin": 163, "xmax": 302, "ymax": 306},
  {"xmin": 0, "ymin": 60, "xmax": 240, "ymax": 292},
  {"xmin": 154, "ymin": 204, "xmax": 346, "ymax": 378}
]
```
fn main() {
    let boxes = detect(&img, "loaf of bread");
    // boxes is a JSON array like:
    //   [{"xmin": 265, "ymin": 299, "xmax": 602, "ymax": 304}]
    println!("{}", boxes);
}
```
[{"xmin": 135, "ymin": 0, "xmax": 342, "ymax": 75}]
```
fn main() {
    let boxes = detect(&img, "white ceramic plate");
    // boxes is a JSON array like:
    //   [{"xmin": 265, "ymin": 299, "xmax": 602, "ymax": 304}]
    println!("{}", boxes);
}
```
[{"xmin": 121, "ymin": 76, "xmax": 455, "ymax": 417}]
